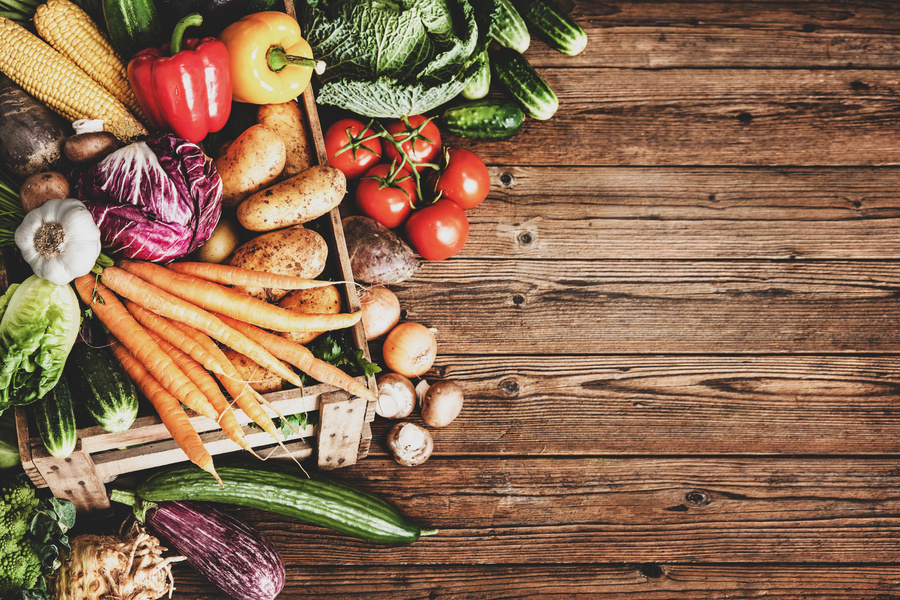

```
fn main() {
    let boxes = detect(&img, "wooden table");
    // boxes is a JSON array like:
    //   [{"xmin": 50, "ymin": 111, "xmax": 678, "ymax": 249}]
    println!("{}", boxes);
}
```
[{"xmin": 170, "ymin": 2, "xmax": 900, "ymax": 597}]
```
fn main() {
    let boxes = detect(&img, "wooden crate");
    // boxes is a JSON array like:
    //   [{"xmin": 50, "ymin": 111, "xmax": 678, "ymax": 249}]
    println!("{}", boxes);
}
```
[{"xmin": 14, "ymin": 82, "xmax": 377, "ymax": 514}]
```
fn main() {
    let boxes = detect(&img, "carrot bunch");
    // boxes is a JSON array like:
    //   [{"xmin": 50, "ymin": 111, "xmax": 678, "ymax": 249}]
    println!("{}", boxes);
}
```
[{"xmin": 73, "ymin": 260, "xmax": 375, "ymax": 484}]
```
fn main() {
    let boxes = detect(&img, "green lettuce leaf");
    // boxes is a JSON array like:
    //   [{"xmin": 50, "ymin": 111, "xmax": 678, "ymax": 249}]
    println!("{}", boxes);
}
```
[
  {"xmin": 300, "ymin": 0, "xmax": 498, "ymax": 118},
  {"xmin": 0, "ymin": 276, "xmax": 81, "ymax": 413}
]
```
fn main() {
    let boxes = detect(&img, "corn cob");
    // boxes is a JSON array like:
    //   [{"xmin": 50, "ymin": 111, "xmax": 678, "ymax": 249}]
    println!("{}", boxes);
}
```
[
  {"xmin": 33, "ymin": 0, "xmax": 145, "ymax": 121},
  {"xmin": 0, "ymin": 15, "xmax": 146, "ymax": 141}
]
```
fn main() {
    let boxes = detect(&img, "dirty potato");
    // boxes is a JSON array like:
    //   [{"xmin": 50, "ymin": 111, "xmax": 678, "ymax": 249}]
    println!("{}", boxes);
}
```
[
  {"xmin": 278, "ymin": 284, "xmax": 342, "ymax": 345},
  {"xmin": 226, "ymin": 225, "xmax": 328, "ymax": 302},
  {"xmin": 236, "ymin": 165, "xmax": 346, "ymax": 232},
  {"xmin": 19, "ymin": 170, "xmax": 70, "ymax": 212},
  {"xmin": 214, "ymin": 124, "xmax": 286, "ymax": 208},
  {"xmin": 222, "ymin": 348, "xmax": 285, "ymax": 393},
  {"xmin": 257, "ymin": 101, "xmax": 313, "ymax": 179}
]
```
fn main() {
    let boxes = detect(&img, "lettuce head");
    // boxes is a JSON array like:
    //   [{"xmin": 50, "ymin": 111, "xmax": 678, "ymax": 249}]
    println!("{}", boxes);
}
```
[
  {"xmin": 0, "ymin": 276, "xmax": 81, "ymax": 413},
  {"xmin": 299, "ymin": 0, "xmax": 499, "ymax": 118}
]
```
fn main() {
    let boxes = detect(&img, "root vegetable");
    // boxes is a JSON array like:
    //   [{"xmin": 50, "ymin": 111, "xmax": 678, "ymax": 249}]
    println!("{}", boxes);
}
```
[
  {"xmin": 54, "ymin": 521, "xmax": 186, "ymax": 600},
  {"xmin": 19, "ymin": 170, "xmax": 70, "ymax": 212},
  {"xmin": 342, "ymin": 215, "xmax": 419, "ymax": 285},
  {"xmin": 359, "ymin": 285, "xmax": 401, "ymax": 341},
  {"xmin": 194, "ymin": 216, "xmax": 242, "ymax": 264},
  {"xmin": 383, "ymin": 322, "xmax": 437, "ymax": 378},
  {"xmin": 421, "ymin": 379, "xmax": 464, "ymax": 427},
  {"xmin": 387, "ymin": 422, "xmax": 433, "ymax": 466},
  {"xmin": 375, "ymin": 372, "xmax": 417, "ymax": 419},
  {"xmin": 63, "ymin": 131, "xmax": 120, "ymax": 165}
]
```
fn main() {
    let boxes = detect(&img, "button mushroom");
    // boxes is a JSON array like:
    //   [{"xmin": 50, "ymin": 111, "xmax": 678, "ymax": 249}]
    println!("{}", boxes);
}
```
[
  {"xmin": 420, "ymin": 379, "xmax": 464, "ymax": 428},
  {"xmin": 375, "ymin": 372, "xmax": 417, "ymax": 419},
  {"xmin": 387, "ymin": 422, "xmax": 434, "ymax": 466}
]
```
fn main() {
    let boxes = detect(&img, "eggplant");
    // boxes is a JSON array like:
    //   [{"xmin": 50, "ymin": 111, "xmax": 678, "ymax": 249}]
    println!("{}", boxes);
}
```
[{"xmin": 111, "ymin": 491, "xmax": 285, "ymax": 600}]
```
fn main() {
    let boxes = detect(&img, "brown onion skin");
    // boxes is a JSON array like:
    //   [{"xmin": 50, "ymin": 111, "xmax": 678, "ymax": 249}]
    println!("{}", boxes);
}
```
[
  {"xmin": 360, "ymin": 285, "xmax": 401, "ymax": 341},
  {"xmin": 382, "ymin": 322, "xmax": 437, "ymax": 378}
]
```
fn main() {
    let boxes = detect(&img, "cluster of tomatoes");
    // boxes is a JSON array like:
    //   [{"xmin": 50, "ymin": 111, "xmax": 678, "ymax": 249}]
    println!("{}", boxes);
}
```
[{"xmin": 324, "ymin": 115, "xmax": 490, "ymax": 261}]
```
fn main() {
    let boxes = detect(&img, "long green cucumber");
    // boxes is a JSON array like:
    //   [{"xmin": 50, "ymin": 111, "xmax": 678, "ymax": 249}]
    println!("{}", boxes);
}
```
[
  {"xmin": 33, "ymin": 377, "xmax": 77, "ymax": 459},
  {"xmin": 134, "ymin": 460, "xmax": 437, "ymax": 544}
]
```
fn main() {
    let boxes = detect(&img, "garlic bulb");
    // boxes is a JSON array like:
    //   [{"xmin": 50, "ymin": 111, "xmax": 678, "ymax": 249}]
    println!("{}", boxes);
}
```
[{"xmin": 15, "ymin": 198, "xmax": 102, "ymax": 286}]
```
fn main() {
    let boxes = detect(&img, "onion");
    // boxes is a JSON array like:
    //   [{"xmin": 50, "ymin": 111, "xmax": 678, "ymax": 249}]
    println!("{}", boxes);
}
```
[
  {"xmin": 359, "ymin": 285, "xmax": 401, "ymax": 341},
  {"xmin": 382, "ymin": 322, "xmax": 437, "ymax": 378}
]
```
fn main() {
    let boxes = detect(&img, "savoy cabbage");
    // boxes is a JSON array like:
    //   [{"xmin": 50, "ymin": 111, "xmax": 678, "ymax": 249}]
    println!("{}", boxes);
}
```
[{"xmin": 299, "ymin": 0, "xmax": 498, "ymax": 118}]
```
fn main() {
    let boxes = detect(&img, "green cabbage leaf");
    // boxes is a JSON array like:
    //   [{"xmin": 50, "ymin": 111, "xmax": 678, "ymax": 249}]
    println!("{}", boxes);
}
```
[
  {"xmin": 0, "ymin": 276, "xmax": 81, "ymax": 414},
  {"xmin": 299, "ymin": 0, "xmax": 499, "ymax": 118}
]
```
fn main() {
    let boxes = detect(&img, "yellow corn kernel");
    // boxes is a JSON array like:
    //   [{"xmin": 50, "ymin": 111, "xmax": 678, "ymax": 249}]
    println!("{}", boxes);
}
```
[
  {"xmin": 33, "ymin": 0, "xmax": 145, "ymax": 121},
  {"xmin": 0, "ymin": 15, "xmax": 146, "ymax": 141}
]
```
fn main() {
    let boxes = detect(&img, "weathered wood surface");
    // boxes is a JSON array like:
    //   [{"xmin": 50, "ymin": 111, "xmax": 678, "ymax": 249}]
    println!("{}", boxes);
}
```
[{"xmin": 160, "ymin": 1, "xmax": 900, "ymax": 597}]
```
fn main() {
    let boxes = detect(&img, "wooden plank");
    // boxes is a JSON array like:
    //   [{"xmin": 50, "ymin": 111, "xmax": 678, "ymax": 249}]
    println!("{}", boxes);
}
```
[
  {"xmin": 159, "ymin": 457, "xmax": 900, "ymax": 564},
  {"xmin": 526, "ymin": 0, "xmax": 900, "ymax": 69},
  {"xmin": 31, "ymin": 442, "xmax": 110, "ymax": 515},
  {"xmin": 317, "ymin": 391, "xmax": 367, "ymax": 469},
  {"xmin": 171, "ymin": 563, "xmax": 900, "ymax": 599},
  {"xmin": 363, "ymin": 354, "xmax": 900, "ymax": 456},
  {"xmin": 445, "ymin": 69, "xmax": 900, "ymax": 167},
  {"xmin": 391, "ymin": 259, "xmax": 900, "ymax": 354},
  {"xmin": 473, "ymin": 166, "xmax": 900, "ymax": 260}
]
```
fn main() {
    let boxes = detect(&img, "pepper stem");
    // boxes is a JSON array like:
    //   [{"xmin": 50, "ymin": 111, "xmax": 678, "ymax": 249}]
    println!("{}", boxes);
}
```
[
  {"xmin": 266, "ymin": 45, "xmax": 326, "ymax": 74},
  {"xmin": 170, "ymin": 13, "xmax": 203, "ymax": 55}
]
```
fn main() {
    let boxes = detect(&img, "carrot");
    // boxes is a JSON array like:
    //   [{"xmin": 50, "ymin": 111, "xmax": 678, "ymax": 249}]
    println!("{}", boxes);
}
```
[
  {"xmin": 97, "ymin": 266, "xmax": 307, "ymax": 389},
  {"xmin": 167, "ymin": 262, "xmax": 333, "ymax": 291},
  {"xmin": 127, "ymin": 301, "xmax": 228, "ymax": 377},
  {"xmin": 162, "ymin": 319, "xmax": 286, "ymax": 444},
  {"xmin": 73, "ymin": 274, "xmax": 219, "ymax": 421},
  {"xmin": 147, "ymin": 330, "xmax": 255, "ymax": 455},
  {"xmin": 119, "ymin": 259, "xmax": 362, "ymax": 333},
  {"xmin": 216, "ymin": 313, "xmax": 376, "ymax": 403},
  {"xmin": 108, "ymin": 338, "xmax": 223, "ymax": 487}
]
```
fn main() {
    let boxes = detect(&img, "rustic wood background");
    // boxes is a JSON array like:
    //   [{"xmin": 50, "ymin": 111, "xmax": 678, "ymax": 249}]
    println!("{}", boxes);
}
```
[{"xmin": 164, "ymin": 1, "xmax": 900, "ymax": 597}]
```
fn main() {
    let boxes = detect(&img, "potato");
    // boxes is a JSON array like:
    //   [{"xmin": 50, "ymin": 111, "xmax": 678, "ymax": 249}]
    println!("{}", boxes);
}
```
[
  {"xmin": 222, "ymin": 348, "xmax": 284, "ymax": 393},
  {"xmin": 193, "ymin": 215, "xmax": 242, "ymax": 263},
  {"xmin": 342, "ymin": 215, "xmax": 420, "ymax": 284},
  {"xmin": 214, "ymin": 124, "xmax": 286, "ymax": 208},
  {"xmin": 256, "ymin": 101, "xmax": 312, "ymax": 179},
  {"xmin": 63, "ymin": 131, "xmax": 119, "ymax": 165},
  {"xmin": 226, "ymin": 225, "xmax": 328, "ymax": 302},
  {"xmin": 236, "ymin": 165, "xmax": 346, "ymax": 232},
  {"xmin": 278, "ymin": 284, "xmax": 342, "ymax": 345},
  {"xmin": 19, "ymin": 171, "xmax": 70, "ymax": 212}
]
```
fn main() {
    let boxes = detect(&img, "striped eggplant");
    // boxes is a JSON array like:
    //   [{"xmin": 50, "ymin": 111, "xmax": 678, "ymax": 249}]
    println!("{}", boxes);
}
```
[{"xmin": 110, "ymin": 490, "xmax": 284, "ymax": 600}]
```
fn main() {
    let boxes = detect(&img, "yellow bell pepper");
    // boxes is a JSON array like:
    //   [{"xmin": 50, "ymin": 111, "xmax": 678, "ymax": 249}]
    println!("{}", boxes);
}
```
[{"xmin": 217, "ymin": 11, "xmax": 324, "ymax": 104}]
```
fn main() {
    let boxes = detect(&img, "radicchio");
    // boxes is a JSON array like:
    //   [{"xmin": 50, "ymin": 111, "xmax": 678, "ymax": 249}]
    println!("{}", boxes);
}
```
[{"xmin": 72, "ymin": 132, "xmax": 223, "ymax": 263}]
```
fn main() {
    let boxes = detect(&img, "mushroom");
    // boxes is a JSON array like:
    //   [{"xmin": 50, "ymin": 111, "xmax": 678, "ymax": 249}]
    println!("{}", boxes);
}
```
[
  {"xmin": 387, "ymin": 422, "xmax": 434, "ymax": 466},
  {"xmin": 420, "ymin": 379, "xmax": 464, "ymax": 428},
  {"xmin": 375, "ymin": 373, "xmax": 417, "ymax": 419}
]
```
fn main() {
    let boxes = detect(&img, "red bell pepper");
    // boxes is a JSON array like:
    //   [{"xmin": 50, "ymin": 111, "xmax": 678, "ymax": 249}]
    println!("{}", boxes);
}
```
[{"xmin": 127, "ymin": 13, "xmax": 232, "ymax": 143}]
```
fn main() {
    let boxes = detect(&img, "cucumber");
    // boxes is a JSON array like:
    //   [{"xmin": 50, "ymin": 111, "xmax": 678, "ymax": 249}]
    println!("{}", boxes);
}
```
[
  {"xmin": 491, "ymin": 0, "xmax": 530, "ymax": 54},
  {"xmin": 101, "ymin": 0, "xmax": 162, "ymax": 60},
  {"xmin": 441, "ymin": 98, "xmax": 525, "ymax": 140},
  {"xmin": 65, "ymin": 343, "xmax": 138, "ymax": 433},
  {"xmin": 33, "ymin": 377, "xmax": 77, "ymax": 459},
  {"xmin": 461, "ymin": 51, "xmax": 491, "ymax": 100},
  {"xmin": 492, "ymin": 48, "xmax": 559, "ymax": 120},
  {"xmin": 514, "ymin": 0, "xmax": 588, "ymax": 56},
  {"xmin": 135, "ymin": 460, "xmax": 438, "ymax": 544}
]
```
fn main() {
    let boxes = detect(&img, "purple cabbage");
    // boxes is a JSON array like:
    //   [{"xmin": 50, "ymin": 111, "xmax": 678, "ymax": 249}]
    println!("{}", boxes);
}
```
[{"xmin": 72, "ymin": 132, "xmax": 223, "ymax": 263}]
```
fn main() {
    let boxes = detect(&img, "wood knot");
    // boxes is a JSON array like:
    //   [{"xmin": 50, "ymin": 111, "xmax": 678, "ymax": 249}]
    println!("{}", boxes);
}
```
[
  {"xmin": 685, "ymin": 490, "xmax": 712, "ymax": 506},
  {"xmin": 499, "ymin": 172, "xmax": 515, "ymax": 186},
  {"xmin": 512, "ymin": 294, "xmax": 525, "ymax": 306},
  {"xmin": 517, "ymin": 231, "xmax": 534, "ymax": 245},
  {"xmin": 637, "ymin": 563, "xmax": 665, "ymax": 579},
  {"xmin": 500, "ymin": 379, "xmax": 519, "ymax": 396}
]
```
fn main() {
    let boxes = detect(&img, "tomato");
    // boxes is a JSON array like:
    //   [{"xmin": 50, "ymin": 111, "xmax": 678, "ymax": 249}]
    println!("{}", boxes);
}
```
[
  {"xmin": 404, "ymin": 198, "xmax": 469, "ymax": 261},
  {"xmin": 433, "ymin": 148, "xmax": 490, "ymax": 209},
  {"xmin": 324, "ymin": 118, "xmax": 382, "ymax": 180},
  {"xmin": 355, "ymin": 163, "xmax": 416, "ymax": 229},
  {"xmin": 383, "ymin": 115, "xmax": 442, "ymax": 171}
]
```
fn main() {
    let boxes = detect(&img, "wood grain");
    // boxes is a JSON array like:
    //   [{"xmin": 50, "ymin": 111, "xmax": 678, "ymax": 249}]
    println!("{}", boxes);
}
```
[
  {"xmin": 170, "ymin": 563, "xmax": 900, "ymax": 599},
  {"xmin": 528, "ymin": 1, "xmax": 900, "ymax": 69},
  {"xmin": 391, "ymin": 260, "xmax": 900, "ymax": 354},
  {"xmin": 362, "ymin": 354, "xmax": 900, "ymax": 455},
  {"xmin": 475, "ymin": 166, "xmax": 900, "ymax": 259},
  {"xmin": 446, "ymin": 69, "xmax": 900, "ymax": 167}
]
